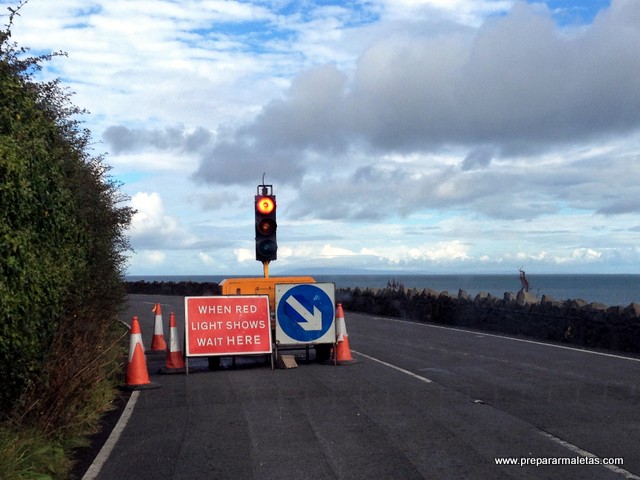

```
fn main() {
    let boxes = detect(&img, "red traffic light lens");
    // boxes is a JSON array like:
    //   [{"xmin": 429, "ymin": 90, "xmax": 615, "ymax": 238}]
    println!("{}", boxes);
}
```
[
  {"xmin": 257, "ymin": 218, "xmax": 276, "ymax": 236},
  {"xmin": 256, "ymin": 196, "xmax": 275, "ymax": 214}
]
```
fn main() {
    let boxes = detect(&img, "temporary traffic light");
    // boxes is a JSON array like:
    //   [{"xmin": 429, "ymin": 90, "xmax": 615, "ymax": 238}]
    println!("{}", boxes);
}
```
[{"xmin": 255, "ymin": 185, "xmax": 277, "ymax": 263}]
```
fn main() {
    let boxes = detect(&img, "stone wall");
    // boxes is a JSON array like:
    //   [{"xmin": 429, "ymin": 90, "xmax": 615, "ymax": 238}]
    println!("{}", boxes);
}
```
[{"xmin": 336, "ymin": 287, "xmax": 640, "ymax": 354}]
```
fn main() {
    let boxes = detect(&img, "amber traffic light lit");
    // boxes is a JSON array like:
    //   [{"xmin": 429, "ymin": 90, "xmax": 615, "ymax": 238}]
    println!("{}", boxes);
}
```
[{"xmin": 256, "ymin": 196, "xmax": 275, "ymax": 215}]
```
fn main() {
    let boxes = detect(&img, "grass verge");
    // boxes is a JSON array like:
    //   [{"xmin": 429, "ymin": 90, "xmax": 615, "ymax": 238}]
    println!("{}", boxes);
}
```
[{"xmin": 0, "ymin": 317, "xmax": 129, "ymax": 480}]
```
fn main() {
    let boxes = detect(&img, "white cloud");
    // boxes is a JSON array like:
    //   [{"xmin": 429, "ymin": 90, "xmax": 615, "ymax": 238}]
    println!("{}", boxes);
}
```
[
  {"xmin": 143, "ymin": 250, "xmax": 167, "ymax": 265},
  {"xmin": 405, "ymin": 241, "xmax": 472, "ymax": 262},
  {"xmin": 5, "ymin": 0, "xmax": 637, "ymax": 275},
  {"xmin": 381, "ymin": 0, "xmax": 513, "ymax": 26},
  {"xmin": 566, "ymin": 248, "xmax": 602, "ymax": 263},
  {"xmin": 129, "ymin": 192, "xmax": 196, "ymax": 249},
  {"xmin": 198, "ymin": 252, "xmax": 215, "ymax": 265},
  {"xmin": 234, "ymin": 248, "xmax": 254, "ymax": 263},
  {"xmin": 320, "ymin": 244, "xmax": 358, "ymax": 258},
  {"xmin": 130, "ymin": 192, "xmax": 176, "ymax": 234}
]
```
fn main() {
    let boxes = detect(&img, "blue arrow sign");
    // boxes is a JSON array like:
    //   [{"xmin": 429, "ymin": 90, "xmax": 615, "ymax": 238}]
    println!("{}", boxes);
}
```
[{"xmin": 277, "ymin": 284, "xmax": 334, "ymax": 343}]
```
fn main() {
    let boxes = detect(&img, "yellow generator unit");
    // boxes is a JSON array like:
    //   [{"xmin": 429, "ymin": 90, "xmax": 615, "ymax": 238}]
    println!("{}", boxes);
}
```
[{"xmin": 219, "ymin": 276, "xmax": 316, "ymax": 314}]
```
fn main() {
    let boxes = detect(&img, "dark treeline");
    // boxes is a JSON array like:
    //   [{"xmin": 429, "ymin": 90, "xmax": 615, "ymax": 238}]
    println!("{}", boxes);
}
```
[{"xmin": 125, "ymin": 281, "xmax": 221, "ymax": 296}]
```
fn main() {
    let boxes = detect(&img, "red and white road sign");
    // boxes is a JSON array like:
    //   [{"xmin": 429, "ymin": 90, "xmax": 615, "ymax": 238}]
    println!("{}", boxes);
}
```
[{"xmin": 185, "ymin": 296, "xmax": 272, "ymax": 356}]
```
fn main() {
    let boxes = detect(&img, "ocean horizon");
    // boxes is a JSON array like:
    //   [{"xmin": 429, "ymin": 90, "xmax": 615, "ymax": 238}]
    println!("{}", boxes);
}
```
[{"xmin": 125, "ymin": 273, "xmax": 640, "ymax": 308}]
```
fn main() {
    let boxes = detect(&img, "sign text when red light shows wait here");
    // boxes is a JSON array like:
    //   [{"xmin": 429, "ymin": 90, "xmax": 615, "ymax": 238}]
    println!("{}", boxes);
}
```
[{"xmin": 185, "ymin": 296, "xmax": 272, "ymax": 356}]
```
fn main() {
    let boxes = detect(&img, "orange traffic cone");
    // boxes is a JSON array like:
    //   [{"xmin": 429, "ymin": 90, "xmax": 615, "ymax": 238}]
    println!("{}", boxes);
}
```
[
  {"xmin": 149, "ymin": 303, "xmax": 167, "ymax": 352},
  {"xmin": 125, "ymin": 316, "xmax": 160, "ymax": 390},
  {"xmin": 159, "ymin": 312, "xmax": 186, "ymax": 374},
  {"xmin": 335, "ymin": 304, "xmax": 357, "ymax": 364}
]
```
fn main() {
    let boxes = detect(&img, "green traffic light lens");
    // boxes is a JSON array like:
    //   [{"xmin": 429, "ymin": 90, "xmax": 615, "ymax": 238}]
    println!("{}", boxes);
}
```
[{"xmin": 257, "ymin": 239, "xmax": 277, "ymax": 255}]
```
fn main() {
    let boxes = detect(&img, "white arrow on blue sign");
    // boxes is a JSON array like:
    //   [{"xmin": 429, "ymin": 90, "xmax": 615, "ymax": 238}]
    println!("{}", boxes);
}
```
[
  {"xmin": 285, "ymin": 295, "xmax": 322, "ymax": 331},
  {"xmin": 275, "ymin": 283, "xmax": 335, "ymax": 345}
]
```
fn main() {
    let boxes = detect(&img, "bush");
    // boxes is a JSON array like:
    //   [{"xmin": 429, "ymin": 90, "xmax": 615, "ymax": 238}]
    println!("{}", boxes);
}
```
[{"xmin": 0, "ymin": 0, "xmax": 133, "ymax": 437}]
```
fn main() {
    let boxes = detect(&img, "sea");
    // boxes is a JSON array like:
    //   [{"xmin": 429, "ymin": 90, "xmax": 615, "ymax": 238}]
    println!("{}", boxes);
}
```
[{"xmin": 125, "ymin": 274, "xmax": 640, "ymax": 308}]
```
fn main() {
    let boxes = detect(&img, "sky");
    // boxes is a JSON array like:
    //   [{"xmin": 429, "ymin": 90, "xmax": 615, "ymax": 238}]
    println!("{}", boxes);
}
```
[{"xmin": 3, "ymin": 0, "xmax": 640, "ymax": 276}]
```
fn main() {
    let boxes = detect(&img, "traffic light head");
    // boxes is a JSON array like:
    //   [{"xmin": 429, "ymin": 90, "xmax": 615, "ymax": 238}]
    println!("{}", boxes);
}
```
[{"xmin": 255, "ymin": 194, "xmax": 277, "ymax": 262}]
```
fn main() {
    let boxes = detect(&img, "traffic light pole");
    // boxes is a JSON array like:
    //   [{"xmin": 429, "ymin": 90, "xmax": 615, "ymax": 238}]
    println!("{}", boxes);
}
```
[{"xmin": 263, "ymin": 261, "xmax": 270, "ymax": 278}]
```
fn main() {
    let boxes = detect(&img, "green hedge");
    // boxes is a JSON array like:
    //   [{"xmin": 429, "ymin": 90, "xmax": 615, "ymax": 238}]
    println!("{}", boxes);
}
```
[{"xmin": 0, "ymin": 7, "xmax": 132, "ymax": 418}]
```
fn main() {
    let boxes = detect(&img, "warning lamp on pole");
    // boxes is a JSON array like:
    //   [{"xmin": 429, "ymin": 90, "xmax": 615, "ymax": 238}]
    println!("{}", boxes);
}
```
[{"xmin": 255, "ymin": 183, "xmax": 277, "ymax": 264}]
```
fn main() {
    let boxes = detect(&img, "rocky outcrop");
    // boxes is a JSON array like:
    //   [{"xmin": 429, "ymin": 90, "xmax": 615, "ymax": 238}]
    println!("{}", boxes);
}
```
[{"xmin": 336, "ymin": 287, "xmax": 640, "ymax": 354}]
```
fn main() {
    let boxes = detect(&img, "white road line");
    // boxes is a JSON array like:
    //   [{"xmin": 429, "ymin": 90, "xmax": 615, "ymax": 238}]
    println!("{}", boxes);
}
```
[
  {"xmin": 372, "ymin": 317, "xmax": 640, "ymax": 363},
  {"xmin": 82, "ymin": 391, "xmax": 140, "ymax": 480},
  {"xmin": 351, "ymin": 350, "xmax": 433, "ymax": 384},
  {"xmin": 540, "ymin": 431, "xmax": 640, "ymax": 479}
]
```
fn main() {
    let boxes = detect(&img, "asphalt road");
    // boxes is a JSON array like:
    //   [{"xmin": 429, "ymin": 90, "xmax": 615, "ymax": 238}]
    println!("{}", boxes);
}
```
[{"xmin": 84, "ymin": 294, "xmax": 640, "ymax": 479}]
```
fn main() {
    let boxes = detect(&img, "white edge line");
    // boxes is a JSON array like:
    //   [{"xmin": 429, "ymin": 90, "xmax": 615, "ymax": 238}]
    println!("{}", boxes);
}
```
[
  {"xmin": 540, "ymin": 431, "xmax": 640, "ymax": 479},
  {"xmin": 351, "ymin": 349, "xmax": 433, "ymax": 384},
  {"xmin": 372, "ymin": 317, "xmax": 640, "ymax": 363},
  {"xmin": 82, "ymin": 390, "xmax": 140, "ymax": 480}
]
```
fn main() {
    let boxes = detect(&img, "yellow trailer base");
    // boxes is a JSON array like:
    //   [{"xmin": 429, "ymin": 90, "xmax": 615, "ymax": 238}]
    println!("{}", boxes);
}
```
[{"xmin": 219, "ymin": 276, "xmax": 316, "ymax": 313}]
